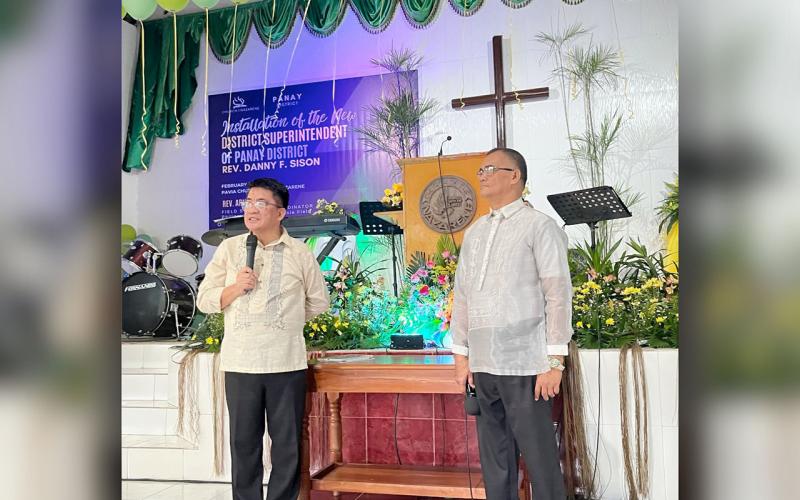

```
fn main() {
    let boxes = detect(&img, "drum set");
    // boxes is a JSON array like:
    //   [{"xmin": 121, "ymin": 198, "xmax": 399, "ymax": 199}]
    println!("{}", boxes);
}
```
[{"xmin": 121, "ymin": 235, "xmax": 204, "ymax": 339}]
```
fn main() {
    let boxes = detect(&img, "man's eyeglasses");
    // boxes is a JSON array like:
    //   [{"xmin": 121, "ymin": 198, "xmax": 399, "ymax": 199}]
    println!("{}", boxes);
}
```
[
  {"xmin": 241, "ymin": 199, "xmax": 283, "ymax": 210},
  {"xmin": 477, "ymin": 165, "xmax": 515, "ymax": 177}
]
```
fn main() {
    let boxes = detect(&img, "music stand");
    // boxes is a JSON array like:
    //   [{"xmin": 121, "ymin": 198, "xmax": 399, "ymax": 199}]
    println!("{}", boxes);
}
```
[
  {"xmin": 359, "ymin": 201, "xmax": 403, "ymax": 297},
  {"xmin": 547, "ymin": 186, "xmax": 631, "ymax": 250}
]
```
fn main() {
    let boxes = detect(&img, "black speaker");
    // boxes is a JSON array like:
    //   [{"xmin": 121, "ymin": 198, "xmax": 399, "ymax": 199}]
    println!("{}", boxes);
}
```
[{"xmin": 390, "ymin": 334, "xmax": 424, "ymax": 350}]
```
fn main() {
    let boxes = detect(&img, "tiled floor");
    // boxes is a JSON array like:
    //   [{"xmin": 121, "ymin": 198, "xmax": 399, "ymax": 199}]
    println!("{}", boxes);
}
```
[{"xmin": 121, "ymin": 481, "xmax": 421, "ymax": 499}]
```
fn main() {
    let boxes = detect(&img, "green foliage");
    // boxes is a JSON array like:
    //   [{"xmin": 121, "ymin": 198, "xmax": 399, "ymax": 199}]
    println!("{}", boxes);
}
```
[
  {"xmin": 354, "ymin": 47, "xmax": 438, "ymax": 169},
  {"xmin": 656, "ymin": 176, "xmax": 679, "ymax": 234}
]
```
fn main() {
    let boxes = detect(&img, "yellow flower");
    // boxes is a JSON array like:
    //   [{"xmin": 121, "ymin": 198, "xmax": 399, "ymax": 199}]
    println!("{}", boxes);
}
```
[
  {"xmin": 650, "ymin": 298, "xmax": 659, "ymax": 304},
  {"xmin": 576, "ymin": 294, "xmax": 586, "ymax": 301},
  {"xmin": 334, "ymin": 320, "xmax": 341, "ymax": 328},
  {"xmin": 392, "ymin": 183, "xmax": 403, "ymax": 193},
  {"xmin": 585, "ymin": 281, "xmax": 601, "ymax": 292},
  {"xmin": 576, "ymin": 321, "xmax": 584, "ymax": 329},
  {"xmin": 381, "ymin": 196, "xmax": 390, "ymax": 204},
  {"xmin": 643, "ymin": 278, "xmax": 662, "ymax": 289},
  {"xmin": 621, "ymin": 287, "xmax": 641, "ymax": 296},
  {"xmin": 321, "ymin": 324, "xmax": 327, "ymax": 332},
  {"xmin": 205, "ymin": 337, "xmax": 214, "ymax": 345},
  {"xmin": 586, "ymin": 323, "xmax": 592, "ymax": 329},
  {"xmin": 342, "ymin": 322, "xmax": 350, "ymax": 328},
  {"xmin": 384, "ymin": 188, "xmax": 393, "ymax": 196},
  {"xmin": 311, "ymin": 323, "xmax": 319, "ymax": 331},
  {"xmin": 214, "ymin": 338, "xmax": 220, "ymax": 344},
  {"xmin": 191, "ymin": 335, "xmax": 197, "ymax": 341},
  {"xmin": 605, "ymin": 318, "xmax": 615, "ymax": 326},
  {"xmin": 656, "ymin": 316, "xmax": 666, "ymax": 324}
]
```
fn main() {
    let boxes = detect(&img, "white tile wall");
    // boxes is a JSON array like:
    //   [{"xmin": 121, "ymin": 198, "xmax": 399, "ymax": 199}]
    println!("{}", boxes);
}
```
[
  {"xmin": 122, "ymin": 374, "xmax": 155, "ymax": 401},
  {"xmin": 154, "ymin": 374, "xmax": 169, "ymax": 401},
  {"xmin": 121, "ymin": 344, "xmax": 144, "ymax": 369},
  {"xmin": 122, "ymin": 407, "xmax": 168, "ymax": 435},
  {"xmin": 121, "ymin": 449, "xmax": 128, "ymax": 480},
  {"xmin": 662, "ymin": 427, "xmax": 679, "ymax": 500},
  {"xmin": 127, "ymin": 448, "xmax": 184, "ymax": 480}
]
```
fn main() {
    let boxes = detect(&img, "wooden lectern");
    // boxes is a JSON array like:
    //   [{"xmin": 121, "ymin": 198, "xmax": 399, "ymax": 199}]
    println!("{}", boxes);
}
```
[{"xmin": 375, "ymin": 152, "xmax": 489, "ymax": 262}]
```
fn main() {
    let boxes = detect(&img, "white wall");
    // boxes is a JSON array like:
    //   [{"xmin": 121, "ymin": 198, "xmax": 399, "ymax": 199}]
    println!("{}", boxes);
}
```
[{"xmin": 122, "ymin": 0, "xmax": 678, "ymax": 271}]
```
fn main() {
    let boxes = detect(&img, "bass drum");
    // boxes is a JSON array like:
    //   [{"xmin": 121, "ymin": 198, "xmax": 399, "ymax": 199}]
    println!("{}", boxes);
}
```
[{"xmin": 122, "ymin": 272, "xmax": 196, "ymax": 337}]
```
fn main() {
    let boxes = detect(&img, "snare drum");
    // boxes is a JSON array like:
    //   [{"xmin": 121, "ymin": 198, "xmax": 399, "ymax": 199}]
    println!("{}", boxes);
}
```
[
  {"xmin": 162, "ymin": 235, "xmax": 203, "ymax": 277},
  {"xmin": 122, "ymin": 272, "xmax": 196, "ymax": 337},
  {"xmin": 122, "ymin": 239, "xmax": 160, "ymax": 275}
]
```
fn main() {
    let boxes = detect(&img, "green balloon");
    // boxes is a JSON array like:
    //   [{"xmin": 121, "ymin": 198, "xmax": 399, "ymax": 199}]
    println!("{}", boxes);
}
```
[
  {"xmin": 231, "ymin": 0, "xmax": 249, "ymax": 4},
  {"xmin": 122, "ymin": 224, "xmax": 137, "ymax": 242},
  {"xmin": 191, "ymin": 0, "xmax": 220, "ymax": 8},
  {"xmin": 122, "ymin": 0, "xmax": 157, "ymax": 21},
  {"xmin": 136, "ymin": 233, "xmax": 154, "ymax": 245},
  {"xmin": 122, "ymin": 5, "xmax": 126, "ymax": 18},
  {"xmin": 157, "ymin": 0, "xmax": 189, "ymax": 12}
]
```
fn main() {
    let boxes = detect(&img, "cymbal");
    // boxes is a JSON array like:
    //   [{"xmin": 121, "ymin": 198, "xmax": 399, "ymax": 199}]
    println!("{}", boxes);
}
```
[{"xmin": 201, "ymin": 216, "xmax": 246, "ymax": 246}]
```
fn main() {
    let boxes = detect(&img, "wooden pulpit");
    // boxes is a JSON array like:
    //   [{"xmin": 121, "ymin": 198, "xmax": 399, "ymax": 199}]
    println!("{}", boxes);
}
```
[{"xmin": 376, "ymin": 152, "xmax": 490, "ymax": 262}]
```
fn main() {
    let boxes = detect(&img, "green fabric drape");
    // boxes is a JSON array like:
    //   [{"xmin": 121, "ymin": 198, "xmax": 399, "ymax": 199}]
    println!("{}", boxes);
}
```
[
  {"xmin": 350, "ymin": 0, "xmax": 398, "ymax": 33},
  {"xmin": 208, "ymin": 6, "xmax": 253, "ymax": 63},
  {"xmin": 123, "ymin": 17, "xmax": 203, "ymax": 172},
  {"xmin": 304, "ymin": 0, "xmax": 348, "ymax": 38},
  {"xmin": 448, "ymin": 0, "xmax": 484, "ymax": 17},
  {"xmin": 252, "ymin": 0, "xmax": 300, "ymax": 47},
  {"xmin": 400, "ymin": 0, "xmax": 440, "ymax": 28}
]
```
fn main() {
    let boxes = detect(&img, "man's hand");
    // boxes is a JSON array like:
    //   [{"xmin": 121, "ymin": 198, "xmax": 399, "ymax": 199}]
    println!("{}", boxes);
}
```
[
  {"xmin": 534, "ymin": 369, "xmax": 563, "ymax": 401},
  {"xmin": 454, "ymin": 354, "xmax": 473, "ymax": 392},
  {"xmin": 235, "ymin": 267, "xmax": 257, "ymax": 294}
]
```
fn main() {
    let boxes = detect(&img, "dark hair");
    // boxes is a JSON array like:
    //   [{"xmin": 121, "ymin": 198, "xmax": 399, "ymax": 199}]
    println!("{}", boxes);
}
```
[
  {"xmin": 247, "ymin": 178, "xmax": 289, "ymax": 208},
  {"xmin": 487, "ymin": 147, "xmax": 527, "ymax": 185}
]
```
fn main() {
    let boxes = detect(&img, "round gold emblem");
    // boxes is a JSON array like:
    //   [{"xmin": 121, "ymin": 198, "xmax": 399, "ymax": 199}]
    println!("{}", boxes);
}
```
[{"xmin": 419, "ymin": 176, "xmax": 477, "ymax": 233}]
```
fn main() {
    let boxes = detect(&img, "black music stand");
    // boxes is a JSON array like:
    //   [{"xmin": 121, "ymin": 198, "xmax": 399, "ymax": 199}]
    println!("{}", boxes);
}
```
[
  {"xmin": 359, "ymin": 201, "xmax": 403, "ymax": 297},
  {"xmin": 547, "ymin": 186, "xmax": 631, "ymax": 250}
]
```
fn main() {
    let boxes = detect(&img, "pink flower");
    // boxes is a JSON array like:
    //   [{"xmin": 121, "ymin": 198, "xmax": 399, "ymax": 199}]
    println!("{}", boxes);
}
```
[
  {"xmin": 419, "ymin": 285, "xmax": 430, "ymax": 296},
  {"xmin": 417, "ymin": 269, "xmax": 429, "ymax": 278},
  {"xmin": 426, "ymin": 260, "xmax": 435, "ymax": 269},
  {"xmin": 441, "ymin": 251, "xmax": 451, "ymax": 259},
  {"xmin": 437, "ymin": 275, "xmax": 447, "ymax": 285}
]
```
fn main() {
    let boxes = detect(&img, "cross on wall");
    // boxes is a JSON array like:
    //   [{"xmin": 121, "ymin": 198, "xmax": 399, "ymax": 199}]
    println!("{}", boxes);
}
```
[{"xmin": 451, "ymin": 35, "xmax": 550, "ymax": 148}]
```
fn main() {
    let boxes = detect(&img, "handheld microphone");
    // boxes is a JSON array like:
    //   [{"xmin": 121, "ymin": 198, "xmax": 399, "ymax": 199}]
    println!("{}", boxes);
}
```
[
  {"xmin": 245, "ymin": 232, "xmax": 257, "ymax": 292},
  {"xmin": 437, "ymin": 135, "xmax": 452, "ymax": 157},
  {"xmin": 464, "ymin": 383, "xmax": 480, "ymax": 415}
]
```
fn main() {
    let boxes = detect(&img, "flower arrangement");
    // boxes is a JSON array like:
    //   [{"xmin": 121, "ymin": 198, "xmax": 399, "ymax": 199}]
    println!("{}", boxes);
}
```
[
  {"xmin": 181, "ymin": 312, "xmax": 224, "ymax": 353},
  {"xmin": 314, "ymin": 198, "xmax": 345, "ymax": 215},
  {"xmin": 398, "ymin": 236, "xmax": 459, "ymax": 346},
  {"xmin": 571, "ymin": 239, "xmax": 679, "ymax": 348},
  {"xmin": 381, "ymin": 183, "xmax": 404, "ymax": 208}
]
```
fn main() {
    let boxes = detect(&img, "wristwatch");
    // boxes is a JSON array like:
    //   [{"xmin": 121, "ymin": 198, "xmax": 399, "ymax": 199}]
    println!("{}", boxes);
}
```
[{"xmin": 548, "ymin": 356, "xmax": 565, "ymax": 372}]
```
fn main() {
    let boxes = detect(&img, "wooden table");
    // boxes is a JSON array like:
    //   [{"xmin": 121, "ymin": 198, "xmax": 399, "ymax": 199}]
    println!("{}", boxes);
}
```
[{"xmin": 299, "ymin": 354, "xmax": 529, "ymax": 499}]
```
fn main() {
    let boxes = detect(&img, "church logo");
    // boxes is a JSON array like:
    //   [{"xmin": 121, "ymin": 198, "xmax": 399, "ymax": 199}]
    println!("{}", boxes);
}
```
[{"xmin": 419, "ymin": 176, "xmax": 477, "ymax": 233}]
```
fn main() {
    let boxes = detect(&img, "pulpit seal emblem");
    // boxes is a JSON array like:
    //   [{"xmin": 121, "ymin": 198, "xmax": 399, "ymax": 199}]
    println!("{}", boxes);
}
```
[{"xmin": 419, "ymin": 176, "xmax": 477, "ymax": 233}]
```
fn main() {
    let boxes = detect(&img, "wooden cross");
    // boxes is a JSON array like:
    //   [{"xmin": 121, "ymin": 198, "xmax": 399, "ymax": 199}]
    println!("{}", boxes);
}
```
[{"xmin": 451, "ymin": 35, "xmax": 550, "ymax": 148}]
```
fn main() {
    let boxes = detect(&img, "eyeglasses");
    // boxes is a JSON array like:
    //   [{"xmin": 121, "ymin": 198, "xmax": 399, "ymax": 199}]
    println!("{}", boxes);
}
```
[
  {"xmin": 477, "ymin": 165, "xmax": 515, "ymax": 177},
  {"xmin": 241, "ymin": 199, "xmax": 283, "ymax": 210}
]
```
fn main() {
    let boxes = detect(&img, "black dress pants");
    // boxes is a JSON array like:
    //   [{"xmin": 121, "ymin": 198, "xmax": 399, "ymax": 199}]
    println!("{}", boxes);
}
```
[
  {"xmin": 473, "ymin": 372, "xmax": 566, "ymax": 500},
  {"xmin": 225, "ymin": 370, "xmax": 307, "ymax": 500}
]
